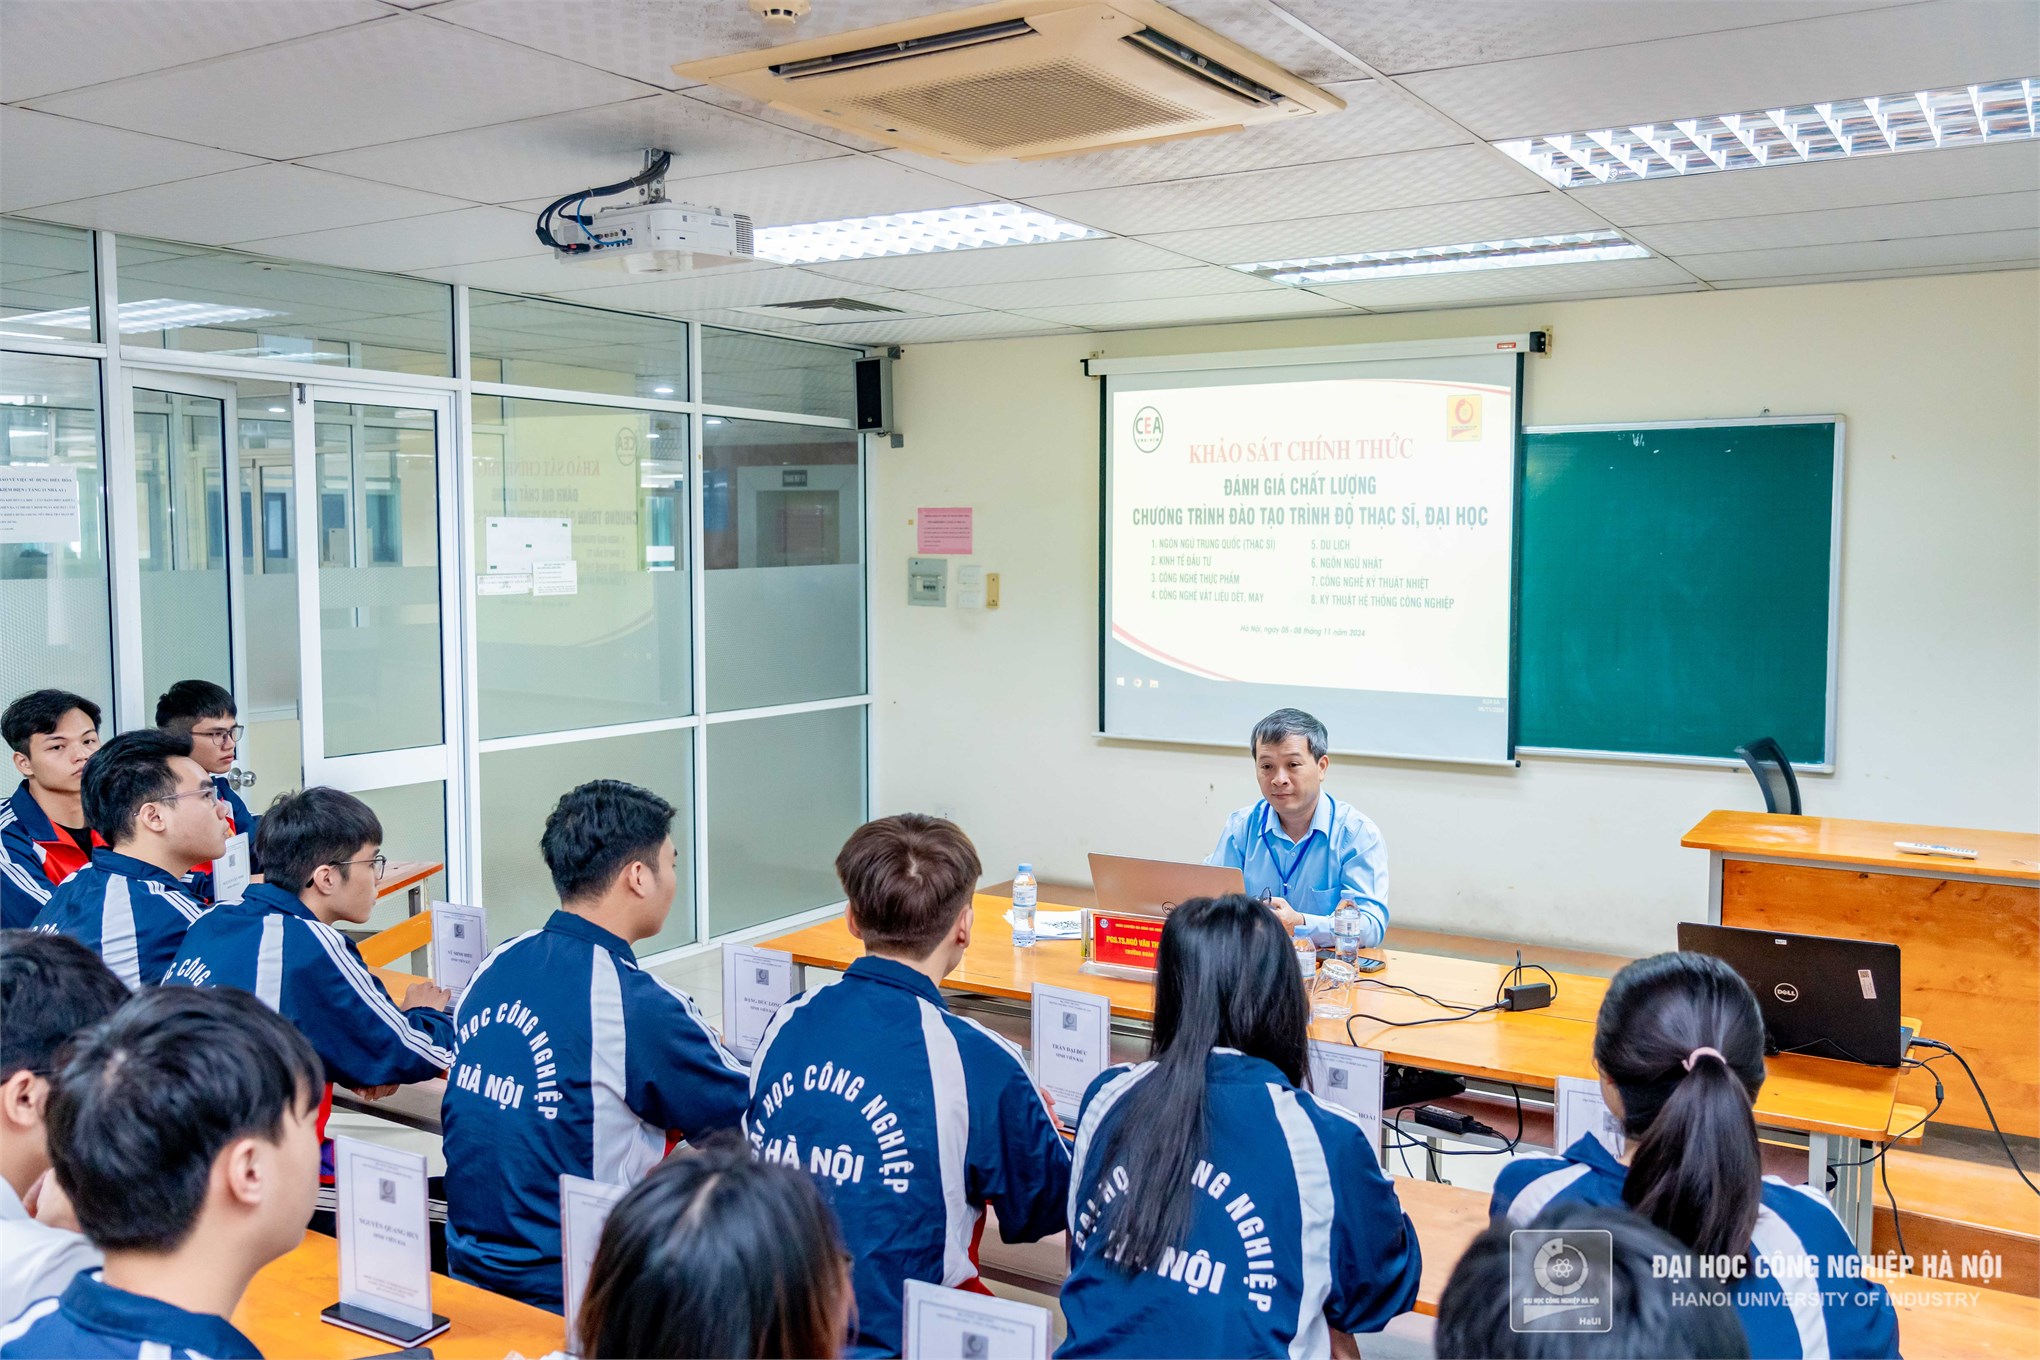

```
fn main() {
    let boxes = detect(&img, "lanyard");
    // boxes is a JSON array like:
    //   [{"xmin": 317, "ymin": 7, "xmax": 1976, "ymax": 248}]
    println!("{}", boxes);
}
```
[{"xmin": 1251, "ymin": 797, "xmax": 1333, "ymax": 897}]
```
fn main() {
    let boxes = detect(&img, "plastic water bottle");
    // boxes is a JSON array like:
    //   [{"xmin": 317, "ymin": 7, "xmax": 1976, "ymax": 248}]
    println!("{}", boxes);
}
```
[
  {"xmin": 1333, "ymin": 899, "xmax": 1365, "ymax": 965},
  {"xmin": 1294, "ymin": 926, "xmax": 1317, "ymax": 981},
  {"xmin": 1012, "ymin": 864, "xmax": 1037, "ymax": 949}
]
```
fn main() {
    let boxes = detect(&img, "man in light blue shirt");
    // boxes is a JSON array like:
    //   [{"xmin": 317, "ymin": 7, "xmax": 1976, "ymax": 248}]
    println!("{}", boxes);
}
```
[{"xmin": 1206, "ymin": 708, "xmax": 1388, "ymax": 946}]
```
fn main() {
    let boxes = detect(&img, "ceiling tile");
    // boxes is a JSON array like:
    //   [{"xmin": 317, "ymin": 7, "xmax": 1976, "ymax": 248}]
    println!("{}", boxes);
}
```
[
  {"xmin": 661, "ymin": 155, "xmax": 984, "ymax": 228},
  {"xmin": 25, "ymin": 15, "xmax": 654, "ymax": 160},
  {"xmin": 1159, "ymin": 0, "xmax": 1373, "ymax": 84},
  {"xmin": 798, "ymin": 236, "xmax": 1199, "ymax": 289},
  {"xmin": 26, "ymin": 164, "xmax": 473, "ymax": 245},
  {"xmin": 1675, "ymin": 229, "xmax": 2040, "ymax": 281},
  {"xmin": 1708, "ymin": 260, "xmax": 2036, "ymax": 287},
  {"xmin": 1582, "ymin": 140, "xmax": 2040, "ymax": 226},
  {"xmin": 231, "ymin": 206, "xmax": 541, "ymax": 271},
  {"xmin": 552, "ymin": 265, "xmax": 897, "ymax": 313},
  {"xmin": 882, "ymin": 80, "xmax": 1469, "ymax": 199},
  {"xmin": 1363, "ymin": 282, "xmax": 1706, "ymax": 312},
  {"xmin": 0, "ymin": 107, "xmax": 260, "ymax": 212},
  {"xmin": 1267, "ymin": 0, "xmax": 1914, "ymax": 77},
  {"xmin": 1029, "ymin": 143, "xmax": 1540, "ymax": 235},
  {"xmin": 432, "ymin": 0, "xmax": 962, "ymax": 91},
  {"xmin": 1630, "ymin": 192, "xmax": 2040, "ymax": 256},
  {"xmin": 1136, "ymin": 191, "xmax": 1600, "ymax": 264},
  {"xmin": 667, "ymin": 85, "xmax": 893, "ymax": 152},
  {"xmin": 1009, "ymin": 289, "xmax": 1357, "ymax": 327},
  {"xmin": 918, "ymin": 265, "xmax": 1286, "ymax": 309},
  {"xmin": 0, "ymin": 0, "xmax": 387, "ymax": 102},
  {"xmin": 1302, "ymin": 254, "xmax": 1696, "ymax": 306},
  {"xmin": 1397, "ymin": 1, "xmax": 2039, "ymax": 139},
  {"xmin": 302, "ymin": 94, "xmax": 848, "ymax": 206}
]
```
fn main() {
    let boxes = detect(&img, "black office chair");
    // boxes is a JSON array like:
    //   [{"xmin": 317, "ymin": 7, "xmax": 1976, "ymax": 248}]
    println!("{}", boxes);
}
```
[{"xmin": 1735, "ymin": 737, "xmax": 1802, "ymax": 815}]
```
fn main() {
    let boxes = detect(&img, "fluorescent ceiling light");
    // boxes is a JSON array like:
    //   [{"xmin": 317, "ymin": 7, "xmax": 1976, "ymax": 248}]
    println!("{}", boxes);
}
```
[
  {"xmin": 652, "ymin": 385, "xmax": 675, "ymax": 395},
  {"xmin": 1498, "ymin": 77, "xmax": 2040, "ymax": 188},
  {"xmin": 1234, "ymin": 230, "xmax": 1649, "ymax": 284},
  {"xmin": 754, "ymin": 202, "xmax": 1103, "ymax": 264},
  {"xmin": 5, "ymin": 298, "xmax": 285, "ymax": 334}
]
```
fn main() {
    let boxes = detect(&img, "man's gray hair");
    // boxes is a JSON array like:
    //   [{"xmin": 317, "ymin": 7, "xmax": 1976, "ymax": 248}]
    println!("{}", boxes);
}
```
[{"xmin": 1250, "ymin": 708, "xmax": 1328, "ymax": 760}]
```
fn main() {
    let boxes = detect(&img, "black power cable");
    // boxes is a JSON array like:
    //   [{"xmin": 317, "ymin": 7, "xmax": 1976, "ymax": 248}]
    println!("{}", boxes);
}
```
[
  {"xmin": 536, "ymin": 151, "xmax": 674, "ymax": 254},
  {"xmin": 1907, "ymin": 1037, "xmax": 2040, "ymax": 1197}
]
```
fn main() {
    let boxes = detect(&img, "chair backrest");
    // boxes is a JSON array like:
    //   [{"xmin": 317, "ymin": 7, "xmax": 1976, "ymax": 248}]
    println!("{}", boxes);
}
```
[{"xmin": 1734, "ymin": 737, "xmax": 1802, "ymax": 816}]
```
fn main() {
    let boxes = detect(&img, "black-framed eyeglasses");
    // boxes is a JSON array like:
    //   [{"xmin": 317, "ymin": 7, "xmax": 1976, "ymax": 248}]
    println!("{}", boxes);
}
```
[
  {"xmin": 153, "ymin": 784, "xmax": 220, "ymax": 808},
  {"xmin": 329, "ymin": 854, "xmax": 389, "ymax": 884},
  {"xmin": 191, "ymin": 724, "xmax": 246, "ymax": 745}
]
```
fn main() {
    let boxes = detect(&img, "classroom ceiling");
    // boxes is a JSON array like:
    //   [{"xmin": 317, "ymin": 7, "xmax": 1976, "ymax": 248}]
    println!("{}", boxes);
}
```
[{"xmin": 2, "ymin": 0, "xmax": 2035, "ymax": 346}]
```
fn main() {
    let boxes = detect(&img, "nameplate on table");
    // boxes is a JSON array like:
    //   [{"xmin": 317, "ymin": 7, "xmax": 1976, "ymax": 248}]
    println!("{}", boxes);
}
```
[
  {"xmin": 1307, "ymin": 1040, "xmax": 1385, "ymax": 1162},
  {"xmin": 1031, "ymin": 983, "xmax": 1111, "ymax": 1116},
  {"xmin": 325, "ymin": 1136, "xmax": 447, "ymax": 1346},
  {"xmin": 902, "ymin": 1278, "xmax": 1052, "ymax": 1359},
  {"xmin": 214, "ymin": 832, "xmax": 251, "ymax": 905},
  {"xmin": 722, "ymin": 944, "xmax": 796, "ymax": 1063},
  {"xmin": 431, "ymin": 900, "xmax": 487, "ymax": 997},
  {"xmin": 1081, "ymin": 909, "xmax": 1165, "ymax": 981},
  {"xmin": 1555, "ymin": 1075, "xmax": 1626, "ymax": 1158},
  {"xmin": 561, "ymin": 1174, "xmax": 629, "ymax": 1352}
]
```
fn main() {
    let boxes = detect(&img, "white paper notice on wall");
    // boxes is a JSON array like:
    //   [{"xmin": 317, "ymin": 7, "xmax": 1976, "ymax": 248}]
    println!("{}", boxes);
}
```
[
  {"xmin": 476, "ymin": 572, "xmax": 532, "ymax": 596},
  {"xmin": 0, "ymin": 465, "xmax": 81, "ymax": 544},
  {"xmin": 956, "ymin": 564, "xmax": 986, "ymax": 610},
  {"xmin": 1307, "ymin": 1040, "xmax": 1385, "ymax": 1162},
  {"xmin": 902, "ymin": 1279, "xmax": 1052, "ymax": 1360},
  {"xmin": 533, "ymin": 560, "xmax": 578, "ymax": 596},
  {"xmin": 484, "ymin": 516, "xmax": 570, "ymax": 574},
  {"xmin": 1555, "ymin": 1075, "xmax": 1626, "ymax": 1158}
]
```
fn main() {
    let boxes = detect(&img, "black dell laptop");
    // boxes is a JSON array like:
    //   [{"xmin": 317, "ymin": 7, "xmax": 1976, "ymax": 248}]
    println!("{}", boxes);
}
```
[{"xmin": 1677, "ymin": 922, "xmax": 1905, "ymax": 1067}]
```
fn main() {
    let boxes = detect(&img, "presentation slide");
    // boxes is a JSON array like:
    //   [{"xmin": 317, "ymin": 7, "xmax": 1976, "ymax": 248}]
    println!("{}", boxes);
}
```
[{"xmin": 1102, "ymin": 350, "xmax": 1520, "ymax": 763}]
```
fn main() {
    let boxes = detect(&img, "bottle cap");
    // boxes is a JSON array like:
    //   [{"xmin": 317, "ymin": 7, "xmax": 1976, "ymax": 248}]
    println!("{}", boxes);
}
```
[{"xmin": 1017, "ymin": 863, "xmax": 1032, "ymax": 873}]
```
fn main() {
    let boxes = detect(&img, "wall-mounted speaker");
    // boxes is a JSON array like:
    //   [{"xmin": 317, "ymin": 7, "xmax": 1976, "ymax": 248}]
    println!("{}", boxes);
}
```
[{"xmin": 855, "ymin": 354, "xmax": 894, "ymax": 434}]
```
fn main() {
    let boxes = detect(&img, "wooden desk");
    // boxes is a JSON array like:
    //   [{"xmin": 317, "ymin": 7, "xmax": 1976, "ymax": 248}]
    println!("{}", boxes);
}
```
[
  {"xmin": 1684, "ymin": 811, "xmax": 2040, "ymax": 1136},
  {"xmin": 235, "ymin": 1231, "xmax": 561, "ymax": 1359},
  {"xmin": 763, "ymin": 901, "xmax": 1907, "ymax": 1245},
  {"xmin": 335, "ymin": 963, "xmax": 447, "ymax": 1134}
]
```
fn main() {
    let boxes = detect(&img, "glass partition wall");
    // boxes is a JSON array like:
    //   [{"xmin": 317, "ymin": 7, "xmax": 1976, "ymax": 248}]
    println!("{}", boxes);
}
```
[{"xmin": 0, "ymin": 220, "xmax": 868, "ymax": 960}]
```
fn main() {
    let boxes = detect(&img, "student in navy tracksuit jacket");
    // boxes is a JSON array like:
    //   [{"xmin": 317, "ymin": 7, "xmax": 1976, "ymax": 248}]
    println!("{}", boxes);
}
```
[
  {"xmin": 0, "ymin": 988, "xmax": 322, "ymax": 1360},
  {"xmin": 746, "ymin": 814, "xmax": 1072, "ymax": 1358},
  {"xmin": 0, "ymin": 691, "xmax": 104, "ymax": 930},
  {"xmin": 155, "ymin": 681, "xmax": 260, "ymax": 904},
  {"xmin": 168, "ymin": 786, "xmax": 454, "ymax": 1106},
  {"xmin": 1057, "ymin": 893, "xmax": 1421, "ymax": 1359},
  {"xmin": 31, "ymin": 731, "xmax": 227, "ymax": 989},
  {"xmin": 440, "ymin": 781, "xmax": 748, "ymax": 1312},
  {"xmin": 1489, "ymin": 951, "xmax": 1899, "ymax": 1360}
]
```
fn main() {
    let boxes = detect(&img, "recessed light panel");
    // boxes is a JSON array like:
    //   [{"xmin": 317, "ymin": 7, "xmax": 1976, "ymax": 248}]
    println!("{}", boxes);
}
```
[
  {"xmin": 754, "ymin": 203, "xmax": 1103, "ymax": 264},
  {"xmin": 1233, "ymin": 230, "xmax": 1650, "ymax": 284}
]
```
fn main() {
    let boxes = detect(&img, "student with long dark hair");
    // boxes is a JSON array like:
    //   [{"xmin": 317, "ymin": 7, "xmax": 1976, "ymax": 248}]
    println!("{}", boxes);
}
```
[
  {"xmin": 1491, "ymin": 951, "xmax": 1898, "ymax": 1358},
  {"xmin": 577, "ymin": 1137, "xmax": 852, "ymax": 1359},
  {"xmin": 1057, "ymin": 893, "xmax": 1420, "ymax": 1357}
]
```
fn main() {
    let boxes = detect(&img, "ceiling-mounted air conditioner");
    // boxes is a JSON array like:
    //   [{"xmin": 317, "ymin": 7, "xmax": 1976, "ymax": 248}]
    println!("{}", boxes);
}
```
[{"xmin": 674, "ymin": 0, "xmax": 1344, "ymax": 164}]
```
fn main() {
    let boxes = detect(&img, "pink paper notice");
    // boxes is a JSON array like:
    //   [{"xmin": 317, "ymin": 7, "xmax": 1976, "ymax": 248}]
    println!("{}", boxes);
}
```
[{"xmin": 916, "ymin": 506, "xmax": 973, "ymax": 554}]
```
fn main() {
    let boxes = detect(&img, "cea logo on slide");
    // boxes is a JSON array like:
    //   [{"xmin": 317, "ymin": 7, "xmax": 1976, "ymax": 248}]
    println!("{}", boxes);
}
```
[{"xmin": 1132, "ymin": 406, "xmax": 1164, "ymax": 452}]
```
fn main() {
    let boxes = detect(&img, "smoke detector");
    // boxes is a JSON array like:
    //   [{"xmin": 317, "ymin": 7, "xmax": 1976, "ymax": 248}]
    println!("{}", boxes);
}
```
[{"xmin": 749, "ymin": 0, "xmax": 811, "ymax": 27}]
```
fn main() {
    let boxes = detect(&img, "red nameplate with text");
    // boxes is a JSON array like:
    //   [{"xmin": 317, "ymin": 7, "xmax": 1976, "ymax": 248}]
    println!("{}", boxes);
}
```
[{"xmin": 1090, "ymin": 912, "xmax": 1166, "ymax": 972}]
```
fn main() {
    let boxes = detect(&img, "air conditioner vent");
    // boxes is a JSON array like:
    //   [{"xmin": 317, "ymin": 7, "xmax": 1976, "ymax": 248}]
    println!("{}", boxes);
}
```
[
  {"xmin": 764, "ymin": 297, "xmax": 904, "ymax": 314},
  {"xmin": 677, "ymin": 0, "xmax": 1343, "ymax": 165},
  {"xmin": 841, "ymin": 59, "xmax": 1205, "ymax": 152}
]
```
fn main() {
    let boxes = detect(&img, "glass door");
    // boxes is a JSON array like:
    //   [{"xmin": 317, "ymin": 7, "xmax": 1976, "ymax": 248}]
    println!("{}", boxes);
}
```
[{"xmin": 291, "ymin": 382, "xmax": 462, "ymax": 921}]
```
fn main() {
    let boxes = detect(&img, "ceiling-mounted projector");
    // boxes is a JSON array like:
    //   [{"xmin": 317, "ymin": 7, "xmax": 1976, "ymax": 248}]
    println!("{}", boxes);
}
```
[
  {"xmin": 537, "ymin": 148, "xmax": 757, "ymax": 273},
  {"xmin": 553, "ymin": 200, "xmax": 757, "ymax": 273}
]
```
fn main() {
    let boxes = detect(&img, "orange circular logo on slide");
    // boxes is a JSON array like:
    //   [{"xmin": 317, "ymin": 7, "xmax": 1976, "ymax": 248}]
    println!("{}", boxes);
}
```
[{"xmin": 1448, "ymin": 394, "xmax": 1482, "ymax": 442}]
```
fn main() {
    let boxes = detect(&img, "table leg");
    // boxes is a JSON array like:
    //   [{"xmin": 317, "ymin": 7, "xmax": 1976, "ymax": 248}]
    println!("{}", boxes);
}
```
[
  {"xmin": 408, "ymin": 883, "xmax": 427, "ymax": 975},
  {"xmin": 1811, "ymin": 1133, "xmax": 1875, "ymax": 1249}
]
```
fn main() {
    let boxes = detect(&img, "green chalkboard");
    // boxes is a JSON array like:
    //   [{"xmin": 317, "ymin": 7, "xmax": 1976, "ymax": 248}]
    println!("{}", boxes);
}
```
[{"xmin": 1517, "ymin": 419, "xmax": 1839, "ymax": 765}]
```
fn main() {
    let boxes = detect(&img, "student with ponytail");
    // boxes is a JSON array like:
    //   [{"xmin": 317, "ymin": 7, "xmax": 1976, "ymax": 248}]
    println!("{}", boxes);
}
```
[
  {"xmin": 1491, "ymin": 951, "xmax": 1899, "ymax": 1359},
  {"xmin": 1057, "ymin": 893, "xmax": 1421, "ymax": 1358}
]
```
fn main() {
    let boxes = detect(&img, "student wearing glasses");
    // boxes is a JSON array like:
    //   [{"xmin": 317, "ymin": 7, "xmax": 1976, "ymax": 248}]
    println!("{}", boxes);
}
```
[
  {"xmin": 30, "ymin": 732, "xmax": 226, "ymax": 988},
  {"xmin": 1, "ymin": 691, "xmax": 105, "ymax": 931},
  {"xmin": 169, "ymin": 787, "xmax": 454, "ymax": 1112},
  {"xmin": 155, "ymin": 681, "xmax": 260, "ymax": 903}
]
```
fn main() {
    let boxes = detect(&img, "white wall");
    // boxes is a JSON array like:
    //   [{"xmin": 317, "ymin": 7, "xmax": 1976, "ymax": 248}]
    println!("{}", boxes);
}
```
[{"xmin": 869, "ymin": 272, "xmax": 2040, "ymax": 957}]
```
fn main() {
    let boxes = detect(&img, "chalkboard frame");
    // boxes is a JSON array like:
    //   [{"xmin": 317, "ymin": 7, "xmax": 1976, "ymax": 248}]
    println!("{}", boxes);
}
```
[{"xmin": 1515, "ymin": 415, "xmax": 1844, "ymax": 771}]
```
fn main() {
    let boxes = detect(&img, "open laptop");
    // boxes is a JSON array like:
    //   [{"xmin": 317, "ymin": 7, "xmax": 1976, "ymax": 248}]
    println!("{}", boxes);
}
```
[
  {"xmin": 1677, "ymin": 922, "xmax": 1905, "ymax": 1067},
  {"xmin": 1088, "ymin": 853, "xmax": 1244, "ymax": 915}
]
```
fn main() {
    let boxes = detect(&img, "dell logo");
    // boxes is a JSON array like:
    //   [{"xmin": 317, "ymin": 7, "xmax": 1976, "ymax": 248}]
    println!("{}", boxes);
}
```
[{"xmin": 1774, "ymin": 983, "xmax": 1800, "ymax": 1004}]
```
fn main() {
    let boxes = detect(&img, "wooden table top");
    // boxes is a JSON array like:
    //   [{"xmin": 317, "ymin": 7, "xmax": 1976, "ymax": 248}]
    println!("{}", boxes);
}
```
[
  {"xmin": 377, "ymin": 860, "xmax": 443, "ymax": 901},
  {"xmin": 1683, "ymin": 811, "xmax": 2040, "ymax": 881},
  {"xmin": 234, "ymin": 1231, "xmax": 562, "ymax": 1359},
  {"xmin": 763, "ymin": 900, "xmax": 1905, "ymax": 1142}
]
